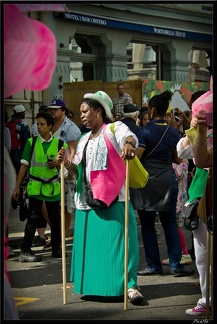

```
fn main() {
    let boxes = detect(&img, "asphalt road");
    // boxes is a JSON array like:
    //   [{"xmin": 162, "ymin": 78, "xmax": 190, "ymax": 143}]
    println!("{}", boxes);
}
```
[{"xmin": 5, "ymin": 209, "xmax": 209, "ymax": 321}]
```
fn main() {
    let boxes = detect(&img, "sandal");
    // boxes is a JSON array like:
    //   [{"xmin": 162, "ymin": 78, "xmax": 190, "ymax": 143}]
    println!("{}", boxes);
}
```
[{"xmin": 127, "ymin": 287, "xmax": 143, "ymax": 305}]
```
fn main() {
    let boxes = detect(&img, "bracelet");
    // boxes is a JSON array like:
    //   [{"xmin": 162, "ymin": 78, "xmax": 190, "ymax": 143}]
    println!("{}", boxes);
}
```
[
  {"xmin": 125, "ymin": 141, "xmax": 136, "ymax": 148},
  {"xmin": 194, "ymin": 139, "xmax": 207, "ymax": 147},
  {"xmin": 65, "ymin": 160, "xmax": 71, "ymax": 168}
]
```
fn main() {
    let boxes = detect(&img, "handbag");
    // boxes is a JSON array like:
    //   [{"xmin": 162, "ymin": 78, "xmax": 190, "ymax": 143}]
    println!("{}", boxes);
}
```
[
  {"xmin": 197, "ymin": 168, "xmax": 213, "ymax": 234},
  {"xmin": 19, "ymin": 177, "xmax": 30, "ymax": 221},
  {"xmin": 128, "ymin": 156, "xmax": 149, "ymax": 188},
  {"xmin": 84, "ymin": 184, "xmax": 118, "ymax": 210},
  {"xmin": 182, "ymin": 198, "xmax": 200, "ymax": 231}
]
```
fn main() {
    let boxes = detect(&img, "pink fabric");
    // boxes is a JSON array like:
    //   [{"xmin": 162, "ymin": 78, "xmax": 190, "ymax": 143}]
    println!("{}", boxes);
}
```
[
  {"xmin": 191, "ymin": 76, "xmax": 213, "ymax": 126},
  {"xmin": 90, "ymin": 125, "xmax": 126, "ymax": 206},
  {"xmin": 178, "ymin": 227, "xmax": 188, "ymax": 255},
  {"xmin": 4, "ymin": 4, "xmax": 57, "ymax": 98}
]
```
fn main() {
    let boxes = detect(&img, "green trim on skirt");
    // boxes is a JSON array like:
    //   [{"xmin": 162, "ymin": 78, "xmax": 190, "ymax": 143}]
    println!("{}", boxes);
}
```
[{"xmin": 70, "ymin": 201, "xmax": 139, "ymax": 296}]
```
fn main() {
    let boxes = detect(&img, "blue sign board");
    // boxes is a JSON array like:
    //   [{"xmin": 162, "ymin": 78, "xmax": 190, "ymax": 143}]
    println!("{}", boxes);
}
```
[{"xmin": 61, "ymin": 12, "xmax": 212, "ymax": 43}]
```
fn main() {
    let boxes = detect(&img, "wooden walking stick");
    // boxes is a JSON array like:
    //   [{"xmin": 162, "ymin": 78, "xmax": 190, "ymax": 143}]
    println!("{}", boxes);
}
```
[
  {"xmin": 124, "ymin": 159, "xmax": 130, "ymax": 310},
  {"xmin": 60, "ymin": 162, "xmax": 67, "ymax": 304},
  {"xmin": 210, "ymin": 233, "xmax": 213, "ymax": 318},
  {"xmin": 206, "ymin": 230, "xmax": 212, "ymax": 319}
]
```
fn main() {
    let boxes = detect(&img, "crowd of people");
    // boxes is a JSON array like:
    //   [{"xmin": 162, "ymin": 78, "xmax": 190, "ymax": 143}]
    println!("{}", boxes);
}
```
[{"xmin": 6, "ymin": 81, "xmax": 213, "ymax": 313}]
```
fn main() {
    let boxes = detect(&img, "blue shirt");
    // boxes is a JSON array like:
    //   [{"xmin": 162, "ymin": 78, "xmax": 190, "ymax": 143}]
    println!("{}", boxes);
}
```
[
  {"xmin": 137, "ymin": 119, "xmax": 181, "ymax": 161},
  {"xmin": 58, "ymin": 117, "xmax": 81, "ymax": 143}
]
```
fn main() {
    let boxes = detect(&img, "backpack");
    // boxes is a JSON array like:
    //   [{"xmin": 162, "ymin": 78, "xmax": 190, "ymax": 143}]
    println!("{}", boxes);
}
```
[{"xmin": 6, "ymin": 119, "xmax": 22, "ymax": 151}]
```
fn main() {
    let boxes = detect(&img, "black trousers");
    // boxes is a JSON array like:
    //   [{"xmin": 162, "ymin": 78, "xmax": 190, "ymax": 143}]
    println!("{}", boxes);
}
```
[
  {"xmin": 11, "ymin": 162, "xmax": 21, "ymax": 209},
  {"xmin": 21, "ymin": 197, "xmax": 61, "ymax": 252}
]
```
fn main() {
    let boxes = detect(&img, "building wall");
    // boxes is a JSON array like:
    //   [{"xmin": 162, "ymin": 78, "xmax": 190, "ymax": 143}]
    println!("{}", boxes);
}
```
[{"xmin": 4, "ymin": 3, "xmax": 212, "ymax": 126}]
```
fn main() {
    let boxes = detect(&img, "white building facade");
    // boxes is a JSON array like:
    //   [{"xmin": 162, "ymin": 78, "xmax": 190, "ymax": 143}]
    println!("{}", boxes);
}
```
[{"xmin": 4, "ymin": 3, "xmax": 213, "ymax": 126}]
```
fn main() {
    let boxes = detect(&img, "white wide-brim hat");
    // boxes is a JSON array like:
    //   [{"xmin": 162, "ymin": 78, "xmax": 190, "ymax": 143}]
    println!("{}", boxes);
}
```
[{"xmin": 83, "ymin": 91, "xmax": 113, "ymax": 120}]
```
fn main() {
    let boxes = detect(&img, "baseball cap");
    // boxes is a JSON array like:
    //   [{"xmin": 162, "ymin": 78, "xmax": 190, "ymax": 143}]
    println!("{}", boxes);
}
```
[
  {"xmin": 13, "ymin": 104, "xmax": 26, "ymax": 113},
  {"xmin": 47, "ymin": 98, "xmax": 66, "ymax": 109}
]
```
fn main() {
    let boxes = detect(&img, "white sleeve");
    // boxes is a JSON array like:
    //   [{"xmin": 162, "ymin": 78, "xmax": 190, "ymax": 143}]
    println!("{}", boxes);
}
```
[
  {"xmin": 106, "ymin": 121, "xmax": 139, "ymax": 151},
  {"xmin": 176, "ymin": 137, "xmax": 194, "ymax": 159}
]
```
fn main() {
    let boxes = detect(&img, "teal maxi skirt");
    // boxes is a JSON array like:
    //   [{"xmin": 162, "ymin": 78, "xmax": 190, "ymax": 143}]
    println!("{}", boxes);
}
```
[{"xmin": 69, "ymin": 201, "xmax": 139, "ymax": 296}]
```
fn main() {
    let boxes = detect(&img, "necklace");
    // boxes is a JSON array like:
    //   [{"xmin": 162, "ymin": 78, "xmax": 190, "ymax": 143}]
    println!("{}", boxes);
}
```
[{"xmin": 91, "ymin": 127, "xmax": 102, "ymax": 138}]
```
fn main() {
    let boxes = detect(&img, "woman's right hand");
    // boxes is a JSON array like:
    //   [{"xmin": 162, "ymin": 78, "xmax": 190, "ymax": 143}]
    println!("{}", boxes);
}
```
[
  {"xmin": 57, "ymin": 148, "xmax": 68, "ymax": 165},
  {"xmin": 13, "ymin": 188, "xmax": 20, "ymax": 202}
]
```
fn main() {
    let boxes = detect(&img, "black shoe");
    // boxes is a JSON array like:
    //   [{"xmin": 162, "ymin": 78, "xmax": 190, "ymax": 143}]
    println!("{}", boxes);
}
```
[
  {"xmin": 19, "ymin": 250, "xmax": 42, "ymax": 262},
  {"xmin": 137, "ymin": 268, "xmax": 163, "ymax": 276},
  {"xmin": 171, "ymin": 267, "xmax": 194, "ymax": 277},
  {"xmin": 52, "ymin": 248, "xmax": 67, "ymax": 258},
  {"xmin": 32, "ymin": 236, "xmax": 46, "ymax": 247},
  {"xmin": 188, "ymin": 248, "xmax": 196, "ymax": 261}
]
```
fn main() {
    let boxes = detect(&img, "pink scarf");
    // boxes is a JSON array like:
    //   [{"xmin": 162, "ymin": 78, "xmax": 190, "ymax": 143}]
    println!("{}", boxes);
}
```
[{"xmin": 90, "ymin": 124, "xmax": 126, "ymax": 206}]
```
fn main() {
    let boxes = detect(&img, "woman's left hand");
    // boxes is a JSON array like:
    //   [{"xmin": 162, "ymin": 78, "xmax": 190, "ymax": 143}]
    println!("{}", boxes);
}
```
[{"xmin": 120, "ymin": 143, "xmax": 136, "ymax": 160}]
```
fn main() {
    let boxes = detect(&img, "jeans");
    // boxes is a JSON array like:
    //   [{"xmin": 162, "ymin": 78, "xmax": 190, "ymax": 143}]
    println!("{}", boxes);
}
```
[
  {"xmin": 138, "ymin": 169, "xmax": 183, "ymax": 272},
  {"xmin": 21, "ymin": 198, "xmax": 61, "ymax": 252}
]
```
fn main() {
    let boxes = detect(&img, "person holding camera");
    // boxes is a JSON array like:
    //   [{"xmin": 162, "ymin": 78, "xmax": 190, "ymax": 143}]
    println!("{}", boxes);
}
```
[
  {"xmin": 172, "ymin": 108, "xmax": 191, "ymax": 131},
  {"xmin": 13, "ymin": 111, "xmax": 68, "ymax": 262}
]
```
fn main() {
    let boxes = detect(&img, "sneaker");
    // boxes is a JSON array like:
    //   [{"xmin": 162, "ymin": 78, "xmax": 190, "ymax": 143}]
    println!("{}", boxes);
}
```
[
  {"xmin": 128, "ymin": 287, "xmax": 143, "ymax": 305},
  {"xmin": 32, "ymin": 236, "xmax": 46, "ymax": 247},
  {"xmin": 171, "ymin": 266, "xmax": 194, "ymax": 277},
  {"xmin": 8, "ymin": 246, "xmax": 15, "ymax": 258},
  {"xmin": 43, "ymin": 241, "xmax": 52, "ymax": 251},
  {"xmin": 186, "ymin": 304, "xmax": 208, "ymax": 316},
  {"xmin": 137, "ymin": 267, "xmax": 163, "ymax": 276},
  {"xmin": 180, "ymin": 254, "xmax": 193, "ymax": 265},
  {"xmin": 18, "ymin": 250, "xmax": 42, "ymax": 262},
  {"xmin": 52, "ymin": 248, "xmax": 67, "ymax": 258}
]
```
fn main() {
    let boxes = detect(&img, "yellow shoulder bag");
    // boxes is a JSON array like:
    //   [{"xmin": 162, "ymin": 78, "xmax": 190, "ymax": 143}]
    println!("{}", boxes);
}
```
[{"xmin": 110, "ymin": 123, "xmax": 149, "ymax": 188}]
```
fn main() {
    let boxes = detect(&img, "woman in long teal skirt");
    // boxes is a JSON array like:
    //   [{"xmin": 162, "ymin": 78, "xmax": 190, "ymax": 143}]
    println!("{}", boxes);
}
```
[{"xmin": 58, "ymin": 91, "xmax": 143, "ymax": 305}]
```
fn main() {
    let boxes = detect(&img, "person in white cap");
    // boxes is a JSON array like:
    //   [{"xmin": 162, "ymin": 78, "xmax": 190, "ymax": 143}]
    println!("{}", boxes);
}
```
[
  {"xmin": 57, "ymin": 90, "xmax": 144, "ymax": 305},
  {"xmin": 121, "ymin": 103, "xmax": 141, "ymax": 136},
  {"xmin": 6, "ymin": 104, "xmax": 30, "ymax": 209}
]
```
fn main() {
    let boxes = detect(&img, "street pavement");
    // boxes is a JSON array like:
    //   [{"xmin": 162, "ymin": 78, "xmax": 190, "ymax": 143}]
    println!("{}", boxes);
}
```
[{"xmin": 5, "ymin": 208, "xmax": 212, "ymax": 321}]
